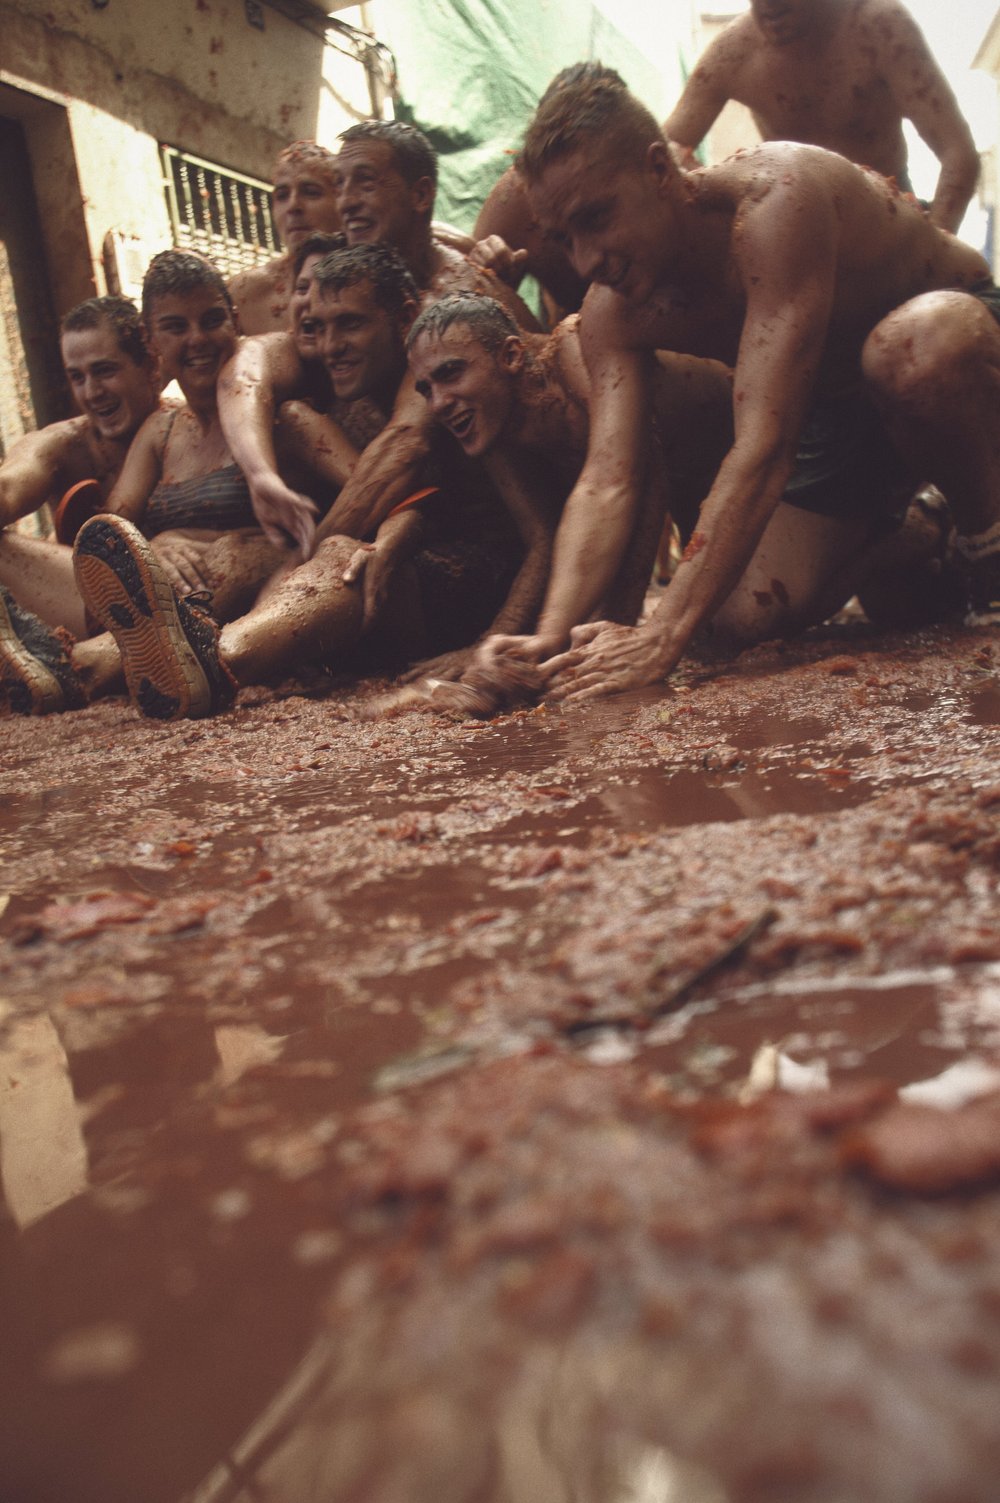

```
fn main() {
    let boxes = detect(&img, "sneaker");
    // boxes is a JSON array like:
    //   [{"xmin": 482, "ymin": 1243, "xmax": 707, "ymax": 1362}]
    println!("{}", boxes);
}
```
[
  {"xmin": 72, "ymin": 515, "xmax": 237, "ymax": 720},
  {"xmin": 955, "ymin": 517, "xmax": 1000, "ymax": 618},
  {"xmin": 0, "ymin": 586, "xmax": 84, "ymax": 714}
]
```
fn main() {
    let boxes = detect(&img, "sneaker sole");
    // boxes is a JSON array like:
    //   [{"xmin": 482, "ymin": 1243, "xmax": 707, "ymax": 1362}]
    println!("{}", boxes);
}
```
[
  {"xmin": 0, "ymin": 592, "xmax": 66, "ymax": 714},
  {"xmin": 73, "ymin": 517, "xmax": 212, "ymax": 720}
]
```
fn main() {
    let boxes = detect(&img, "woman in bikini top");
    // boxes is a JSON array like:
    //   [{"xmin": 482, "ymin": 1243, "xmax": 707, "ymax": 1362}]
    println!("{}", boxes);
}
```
[{"xmin": 107, "ymin": 252, "xmax": 257, "ymax": 554}]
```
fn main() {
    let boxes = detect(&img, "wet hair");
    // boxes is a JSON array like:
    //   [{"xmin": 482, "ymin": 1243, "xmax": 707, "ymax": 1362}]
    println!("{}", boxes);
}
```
[
  {"xmin": 60, "ymin": 295, "xmax": 149, "ymax": 367},
  {"xmin": 338, "ymin": 119, "xmax": 437, "ymax": 190},
  {"xmin": 274, "ymin": 140, "xmax": 338, "ymax": 183},
  {"xmin": 539, "ymin": 60, "xmax": 625, "ymax": 106},
  {"xmin": 292, "ymin": 231, "xmax": 347, "ymax": 280},
  {"xmin": 406, "ymin": 292, "xmax": 519, "ymax": 357},
  {"xmin": 141, "ymin": 249, "xmax": 233, "ymax": 325},
  {"xmin": 519, "ymin": 62, "xmax": 660, "ymax": 182},
  {"xmin": 311, "ymin": 242, "xmax": 419, "ymax": 318}
]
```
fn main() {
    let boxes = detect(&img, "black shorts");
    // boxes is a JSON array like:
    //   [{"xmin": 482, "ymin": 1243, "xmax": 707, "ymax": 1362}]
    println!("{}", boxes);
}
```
[{"xmin": 783, "ymin": 280, "xmax": 1000, "ymax": 524}]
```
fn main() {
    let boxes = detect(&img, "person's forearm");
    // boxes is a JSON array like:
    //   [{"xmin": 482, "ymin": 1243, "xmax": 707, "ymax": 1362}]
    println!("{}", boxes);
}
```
[
  {"xmin": 488, "ymin": 541, "xmax": 553, "ymax": 637},
  {"xmin": 316, "ymin": 421, "xmax": 429, "ymax": 543},
  {"xmin": 218, "ymin": 357, "xmax": 279, "ymax": 485},
  {"xmin": 929, "ymin": 146, "xmax": 979, "ymax": 234},
  {"xmin": 641, "ymin": 446, "xmax": 793, "ymax": 669},
  {"xmin": 534, "ymin": 478, "xmax": 640, "ymax": 647}
]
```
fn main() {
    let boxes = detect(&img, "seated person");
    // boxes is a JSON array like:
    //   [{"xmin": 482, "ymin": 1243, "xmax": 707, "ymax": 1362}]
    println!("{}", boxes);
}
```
[
  {"xmin": 229, "ymin": 142, "xmax": 343, "ymax": 335},
  {"xmin": 0, "ymin": 248, "xmax": 354, "ymax": 712},
  {"xmin": 2, "ymin": 245, "xmax": 521, "ymax": 721},
  {"xmin": 0, "ymin": 296, "xmax": 161, "ymax": 632}
]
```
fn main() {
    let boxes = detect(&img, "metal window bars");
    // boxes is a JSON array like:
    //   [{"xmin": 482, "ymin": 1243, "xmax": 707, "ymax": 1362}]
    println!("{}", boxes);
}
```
[{"xmin": 160, "ymin": 145, "xmax": 277, "ymax": 277}]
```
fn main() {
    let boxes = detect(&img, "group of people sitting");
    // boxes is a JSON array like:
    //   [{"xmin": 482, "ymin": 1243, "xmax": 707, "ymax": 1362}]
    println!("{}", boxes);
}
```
[{"xmin": 1, "ymin": 0, "xmax": 998, "ymax": 724}]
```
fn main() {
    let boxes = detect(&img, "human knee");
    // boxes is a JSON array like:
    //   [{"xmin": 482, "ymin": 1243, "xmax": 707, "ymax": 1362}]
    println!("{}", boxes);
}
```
[
  {"xmin": 863, "ymin": 292, "xmax": 994, "ymax": 407},
  {"xmin": 314, "ymin": 534, "xmax": 359, "ymax": 572},
  {"xmin": 712, "ymin": 584, "xmax": 796, "ymax": 646}
]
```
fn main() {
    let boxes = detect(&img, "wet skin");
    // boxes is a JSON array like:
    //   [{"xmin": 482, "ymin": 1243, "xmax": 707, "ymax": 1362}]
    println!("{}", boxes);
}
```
[
  {"xmin": 61, "ymin": 324, "xmax": 160, "ymax": 445},
  {"xmin": 665, "ymin": 0, "xmax": 979, "ymax": 233},
  {"xmin": 334, "ymin": 140, "xmax": 434, "ymax": 260},
  {"xmin": 410, "ymin": 327, "xmax": 522, "ymax": 461},
  {"xmin": 308, "ymin": 278, "xmax": 413, "ymax": 410},
  {"xmin": 272, "ymin": 160, "xmax": 342, "ymax": 253},
  {"xmin": 506, "ymin": 135, "xmax": 995, "ymax": 701},
  {"xmin": 147, "ymin": 288, "xmax": 239, "ymax": 412}
]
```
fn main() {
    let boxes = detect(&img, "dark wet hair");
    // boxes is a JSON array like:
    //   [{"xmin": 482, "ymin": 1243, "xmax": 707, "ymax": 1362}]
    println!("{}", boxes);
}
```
[
  {"xmin": 292, "ymin": 231, "xmax": 348, "ymax": 280},
  {"xmin": 406, "ymin": 292, "xmax": 519, "ymax": 356},
  {"xmin": 311, "ymin": 242, "xmax": 419, "ymax": 318},
  {"xmin": 338, "ymin": 119, "xmax": 438, "ymax": 190},
  {"xmin": 519, "ymin": 62, "xmax": 659, "ymax": 182},
  {"xmin": 141, "ymin": 250, "xmax": 233, "ymax": 325},
  {"xmin": 274, "ymin": 140, "xmax": 339, "ymax": 183},
  {"xmin": 60, "ymin": 295, "xmax": 149, "ymax": 367}
]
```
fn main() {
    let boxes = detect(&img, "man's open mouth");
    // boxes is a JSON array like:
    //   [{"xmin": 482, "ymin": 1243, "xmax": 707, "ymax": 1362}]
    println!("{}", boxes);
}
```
[{"xmin": 448, "ymin": 410, "xmax": 476, "ymax": 442}]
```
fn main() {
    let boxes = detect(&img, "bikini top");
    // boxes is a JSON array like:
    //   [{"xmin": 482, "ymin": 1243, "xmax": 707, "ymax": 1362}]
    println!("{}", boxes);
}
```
[{"xmin": 143, "ymin": 463, "xmax": 257, "ymax": 538}]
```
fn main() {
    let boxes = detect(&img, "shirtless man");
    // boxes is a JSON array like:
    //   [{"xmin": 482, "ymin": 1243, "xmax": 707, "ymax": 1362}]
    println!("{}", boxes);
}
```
[
  {"xmin": 478, "ymin": 66, "xmax": 1000, "ymax": 703},
  {"xmin": 0, "ymin": 296, "xmax": 161, "ymax": 629},
  {"xmin": 0, "ymin": 296, "xmax": 159, "ymax": 532},
  {"xmin": 229, "ymin": 142, "xmax": 342, "ymax": 336},
  {"xmin": 401, "ymin": 292, "xmax": 731, "ymax": 710},
  {"xmin": 665, "ymin": 0, "xmax": 978, "ymax": 233}
]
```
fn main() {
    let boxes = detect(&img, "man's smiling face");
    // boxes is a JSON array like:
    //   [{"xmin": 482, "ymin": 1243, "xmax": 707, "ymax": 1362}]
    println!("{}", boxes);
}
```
[
  {"xmin": 61, "ymin": 321, "xmax": 158, "ymax": 442},
  {"xmin": 308, "ymin": 277, "xmax": 406, "ymax": 405},
  {"xmin": 410, "ymin": 324, "xmax": 520, "ymax": 458},
  {"xmin": 527, "ymin": 141, "xmax": 673, "ymax": 306}
]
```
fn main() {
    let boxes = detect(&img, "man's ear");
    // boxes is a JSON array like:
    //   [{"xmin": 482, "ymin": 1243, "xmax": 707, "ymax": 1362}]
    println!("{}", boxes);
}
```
[
  {"xmin": 500, "ymin": 334, "xmax": 525, "ymax": 374},
  {"xmin": 646, "ymin": 139, "xmax": 673, "ymax": 190},
  {"xmin": 398, "ymin": 296, "xmax": 420, "ymax": 340},
  {"xmin": 411, "ymin": 175, "xmax": 435, "ymax": 217}
]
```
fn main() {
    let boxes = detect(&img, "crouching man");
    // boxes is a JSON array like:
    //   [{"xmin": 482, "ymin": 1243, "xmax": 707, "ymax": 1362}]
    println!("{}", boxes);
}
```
[{"xmin": 478, "ymin": 65, "xmax": 1000, "ymax": 705}]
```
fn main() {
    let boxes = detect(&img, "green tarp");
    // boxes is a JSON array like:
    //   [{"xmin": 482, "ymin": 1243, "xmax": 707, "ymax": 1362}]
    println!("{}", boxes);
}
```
[{"xmin": 380, "ymin": 0, "xmax": 689, "ymax": 230}]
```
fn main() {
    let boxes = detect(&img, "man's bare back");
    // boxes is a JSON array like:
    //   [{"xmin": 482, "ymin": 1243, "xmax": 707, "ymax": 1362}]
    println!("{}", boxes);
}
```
[{"xmin": 665, "ymin": 0, "xmax": 978, "ymax": 232}]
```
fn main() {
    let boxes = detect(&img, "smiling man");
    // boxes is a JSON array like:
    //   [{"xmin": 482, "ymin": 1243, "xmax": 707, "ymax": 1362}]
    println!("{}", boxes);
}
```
[
  {"xmin": 0, "ymin": 296, "xmax": 160, "ymax": 534},
  {"xmin": 474, "ymin": 65, "xmax": 1000, "ymax": 704},
  {"xmin": 666, "ymin": 0, "xmax": 978, "ymax": 233},
  {"xmin": 229, "ymin": 142, "xmax": 343, "ymax": 336}
]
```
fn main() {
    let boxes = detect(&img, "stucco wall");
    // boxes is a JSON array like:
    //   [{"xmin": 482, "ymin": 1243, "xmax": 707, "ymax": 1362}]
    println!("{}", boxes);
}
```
[{"xmin": 0, "ymin": 1, "xmax": 374, "ymax": 306}]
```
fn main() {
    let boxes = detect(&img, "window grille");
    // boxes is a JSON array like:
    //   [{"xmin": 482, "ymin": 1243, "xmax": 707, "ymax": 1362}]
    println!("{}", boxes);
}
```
[{"xmin": 160, "ymin": 145, "xmax": 278, "ymax": 278}]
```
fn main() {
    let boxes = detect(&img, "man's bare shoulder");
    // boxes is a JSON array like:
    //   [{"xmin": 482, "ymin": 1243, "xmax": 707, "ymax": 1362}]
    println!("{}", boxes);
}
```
[
  {"xmin": 229, "ymin": 256, "xmax": 292, "ymax": 335},
  {"xmin": 230, "ymin": 330, "xmax": 305, "ymax": 388},
  {"xmin": 693, "ymin": 11, "xmax": 764, "ymax": 79},
  {"xmin": 427, "ymin": 244, "xmax": 541, "ymax": 330},
  {"xmin": 851, "ymin": 0, "xmax": 925, "ymax": 39},
  {"xmin": 474, "ymin": 166, "xmax": 532, "ymax": 241},
  {"xmin": 4, "ymin": 415, "xmax": 95, "ymax": 479}
]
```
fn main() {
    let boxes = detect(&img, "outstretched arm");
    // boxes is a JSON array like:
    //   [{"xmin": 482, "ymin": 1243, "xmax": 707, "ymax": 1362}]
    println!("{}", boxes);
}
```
[
  {"xmin": 315, "ymin": 377, "xmax": 437, "ymax": 544},
  {"xmin": 663, "ymin": 31, "xmax": 737, "ymax": 159},
  {"xmin": 105, "ymin": 413, "xmax": 168, "ymax": 526},
  {"xmin": 217, "ymin": 334, "xmax": 318, "ymax": 556},
  {"xmin": 532, "ymin": 314, "xmax": 654, "ymax": 652},
  {"xmin": 879, "ymin": 3, "xmax": 978, "ymax": 233}
]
